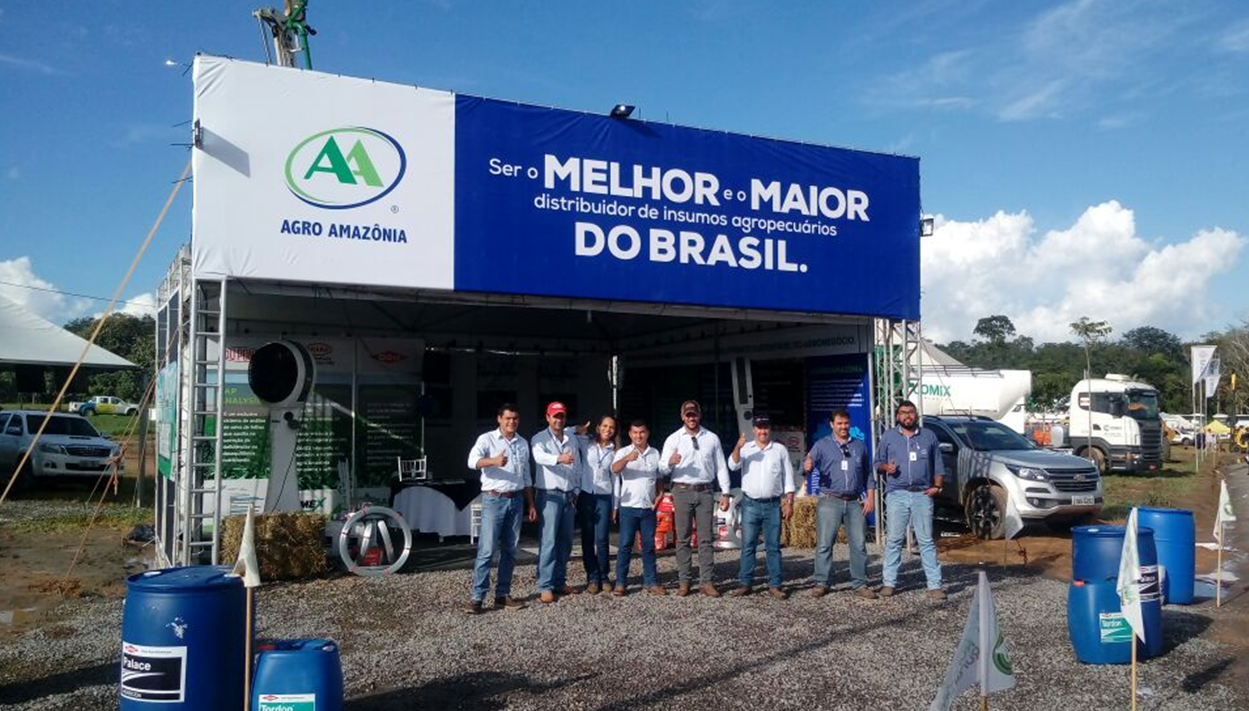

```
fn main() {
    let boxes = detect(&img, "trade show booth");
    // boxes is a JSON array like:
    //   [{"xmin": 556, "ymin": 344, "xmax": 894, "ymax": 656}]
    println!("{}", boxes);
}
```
[{"xmin": 154, "ymin": 55, "xmax": 923, "ymax": 566}]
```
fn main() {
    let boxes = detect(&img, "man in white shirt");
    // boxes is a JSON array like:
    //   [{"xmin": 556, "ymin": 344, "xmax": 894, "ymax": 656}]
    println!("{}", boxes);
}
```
[
  {"xmin": 728, "ymin": 414, "xmax": 794, "ymax": 599},
  {"xmin": 465, "ymin": 402, "xmax": 536, "ymax": 615},
  {"xmin": 530, "ymin": 401, "xmax": 584, "ymax": 604},
  {"xmin": 609, "ymin": 419, "xmax": 667, "ymax": 596},
  {"xmin": 659, "ymin": 400, "xmax": 731, "ymax": 597}
]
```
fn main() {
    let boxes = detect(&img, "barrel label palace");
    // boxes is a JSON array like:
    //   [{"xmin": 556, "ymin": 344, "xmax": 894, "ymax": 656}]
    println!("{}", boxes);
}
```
[{"xmin": 119, "ymin": 642, "xmax": 187, "ymax": 702}]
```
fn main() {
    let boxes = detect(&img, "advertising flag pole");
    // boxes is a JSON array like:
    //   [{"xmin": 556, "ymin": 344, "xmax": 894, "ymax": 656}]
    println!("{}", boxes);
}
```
[
  {"xmin": 1216, "ymin": 521, "xmax": 1223, "ymax": 609},
  {"xmin": 244, "ymin": 588, "xmax": 254, "ymax": 711},
  {"xmin": 978, "ymin": 572, "xmax": 990, "ymax": 711},
  {"xmin": 1130, "ymin": 636, "xmax": 1138, "ymax": 711}
]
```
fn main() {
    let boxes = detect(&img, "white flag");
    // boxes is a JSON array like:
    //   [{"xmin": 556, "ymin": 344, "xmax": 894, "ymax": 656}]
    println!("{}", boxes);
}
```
[
  {"xmin": 1191, "ymin": 345, "xmax": 1216, "ymax": 386},
  {"xmin": 1214, "ymin": 480, "xmax": 1236, "ymax": 546},
  {"xmin": 228, "ymin": 504, "xmax": 262, "ymax": 588},
  {"xmin": 1002, "ymin": 491, "xmax": 1025, "ymax": 540},
  {"xmin": 1116, "ymin": 507, "xmax": 1145, "ymax": 643},
  {"xmin": 1204, "ymin": 356, "xmax": 1221, "ymax": 400},
  {"xmin": 929, "ymin": 571, "xmax": 1016, "ymax": 711}
]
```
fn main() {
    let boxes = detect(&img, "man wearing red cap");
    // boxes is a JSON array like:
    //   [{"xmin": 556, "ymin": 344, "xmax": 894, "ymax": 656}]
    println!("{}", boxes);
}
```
[
  {"xmin": 531, "ymin": 401, "xmax": 585, "ymax": 603},
  {"xmin": 659, "ymin": 399, "xmax": 731, "ymax": 597}
]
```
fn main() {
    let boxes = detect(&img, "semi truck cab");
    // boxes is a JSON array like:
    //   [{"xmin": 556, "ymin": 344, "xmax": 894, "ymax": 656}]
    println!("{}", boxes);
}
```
[{"xmin": 1066, "ymin": 374, "xmax": 1164, "ymax": 474}]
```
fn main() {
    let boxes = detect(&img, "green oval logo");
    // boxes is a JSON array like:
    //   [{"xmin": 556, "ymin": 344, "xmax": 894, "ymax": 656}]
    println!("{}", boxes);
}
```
[{"xmin": 285, "ymin": 127, "xmax": 406, "ymax": 209}]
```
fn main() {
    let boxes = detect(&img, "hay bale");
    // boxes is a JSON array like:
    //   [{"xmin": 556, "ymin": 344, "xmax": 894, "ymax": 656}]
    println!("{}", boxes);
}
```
[
  {"xmin": 782, "ymin": 497, "xmax": 819, "ymax": 548},
  {"xmin": 220, "ymin": 511, "xmax": 328, "ymax": 581}
]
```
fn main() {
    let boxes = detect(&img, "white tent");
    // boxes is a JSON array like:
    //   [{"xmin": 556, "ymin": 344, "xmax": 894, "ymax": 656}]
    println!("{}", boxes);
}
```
[{"xmin": 0, "ymin": 294, "xmax": 136, "ymax": 369}]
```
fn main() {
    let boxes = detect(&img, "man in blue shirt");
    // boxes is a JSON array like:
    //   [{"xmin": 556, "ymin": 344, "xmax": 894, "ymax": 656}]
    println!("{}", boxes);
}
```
[
  {"xmin": 804, "ymin": 409, "xmax": 876, "ymax": 599},
  {"xmin": 875, "ymin": 400, "xmax": 945, "ymax": 600}
]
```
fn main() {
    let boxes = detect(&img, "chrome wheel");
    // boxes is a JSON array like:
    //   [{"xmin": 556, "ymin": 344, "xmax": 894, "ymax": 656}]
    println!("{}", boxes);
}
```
[{"xmin": 338, "ymin": 505, "xmax": 412, "ymax": 577}]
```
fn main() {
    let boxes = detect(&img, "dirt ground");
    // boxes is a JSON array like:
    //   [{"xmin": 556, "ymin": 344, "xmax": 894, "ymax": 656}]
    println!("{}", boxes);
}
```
[
  {"xmin": 0, "ymin": 438, "xmax": 151, "ymax": 639},
  {"xmin": 2, "ymin": 441, "xmax": 1246, "ymax": 698}
]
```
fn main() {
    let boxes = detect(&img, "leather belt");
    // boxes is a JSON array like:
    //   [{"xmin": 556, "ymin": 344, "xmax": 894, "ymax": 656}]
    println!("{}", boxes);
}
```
[
  {"xmin": 672, "ymin": 483, "xmax": 713, "ymax": 492},
  {"xmin": 824, "ymin": 493, "xmax": 859, "ymax": 501},
  {"xmin": 484, "ymin": 490, "xmax": 522, "ymax": 499}
]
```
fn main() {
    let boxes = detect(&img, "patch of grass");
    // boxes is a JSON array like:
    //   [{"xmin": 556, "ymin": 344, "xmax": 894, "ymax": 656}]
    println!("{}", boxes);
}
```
[
  {"xmin": 81, "ymin": 414, "xmax": 141, "ymax": 438},
  {"xmin": 4, "ymin": 502, "xmax": 152, "ymax": 534},
  {"xmin": 1100, "ymin": 456, "xmax": 1202, "ymax": 522}
]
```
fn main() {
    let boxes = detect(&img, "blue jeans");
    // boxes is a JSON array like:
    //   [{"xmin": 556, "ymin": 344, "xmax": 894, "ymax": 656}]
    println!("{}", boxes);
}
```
[
  {"xmin": 882, "ymin": 490, "xmax": 941, "ymax": 589},
  {"xmin": 471, "ymin": 494, "xmax": 523, "ymax": 602},
  {"xmin": 537, "ymin": 489, "xmax": 576, "ymax": 592},
  {"xmin": 616, "ymin": 507, "xmax": 658, "ymax": 587},
  {"xmin": 578, "ymin": 493, "xmax": 613, "ymax": 584},
  {"xmin": 738, "ymin": 496, "xmax": 783, "ymax": 588},
  {"xmin": 814, "ymin": 496, "xmax": 870, "ymax": 590}
]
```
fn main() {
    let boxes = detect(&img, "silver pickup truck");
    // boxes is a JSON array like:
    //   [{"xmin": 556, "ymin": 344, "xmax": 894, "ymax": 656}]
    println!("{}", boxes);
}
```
[
  {"xmin": 925, "ymin": 415, "xmax": 1104, "ymax": 539},
  {"xmin": 0, "ymin": 410, "xmax": 122, "ymax": 489}
]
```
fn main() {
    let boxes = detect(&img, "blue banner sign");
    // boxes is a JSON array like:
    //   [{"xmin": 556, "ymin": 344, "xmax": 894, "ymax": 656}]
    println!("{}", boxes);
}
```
[{"xmin": 454, "ymin": 97, "xmax": 920, "ymax": 319}]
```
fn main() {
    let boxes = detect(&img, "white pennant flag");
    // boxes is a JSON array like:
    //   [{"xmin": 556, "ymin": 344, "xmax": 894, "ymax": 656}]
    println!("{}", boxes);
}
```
[
  {"xmin": 228, "ymin": 504, "xmax": 262, "ymax": 588},
  {"xmin": 1214, "ymin": 480, "xmax": 1236, "ymax": 546},
  {"xmin": 929, "ymin": 571, "xmax": 1016, "ymax": 711},
  {"xmin": 1116, "ymin": 507, "xmax": 1145, "ymax": 643},
  {"xmin": 1002, "ymin": 491, "xmax": 1025, "ymax": 540}
]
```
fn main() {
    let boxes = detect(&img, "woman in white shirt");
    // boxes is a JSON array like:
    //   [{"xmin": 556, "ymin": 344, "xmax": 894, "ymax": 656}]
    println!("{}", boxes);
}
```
[{"xmin": 578, "ymin": 414, "xmax": 618, "ymax": 594}]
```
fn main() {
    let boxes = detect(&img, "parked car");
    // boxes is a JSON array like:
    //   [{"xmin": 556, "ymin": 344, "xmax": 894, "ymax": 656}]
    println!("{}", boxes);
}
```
[
  {"xmin": 925, "ymin": 415, "xmax": 1104, "ymax": 539},
  {"xmin": 75, "ymin": 396, "xmax": 140, "ymax": 417},
  {"xmin": 0, "ymin": 410, "xmax": 123, "ymax": 488}
]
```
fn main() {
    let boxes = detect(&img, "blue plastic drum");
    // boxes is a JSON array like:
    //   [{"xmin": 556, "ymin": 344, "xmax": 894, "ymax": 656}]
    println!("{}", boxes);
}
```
[
  {"xmin": 120, "ymin": 566, "xmax": 247, "ymax": 710},
  {"xmin": 253, "ymin": 639, "xmax": 344, "ymax": 711},
  {"xmin": 1136, "ymin": 507, "xmax": 1195, "ymax": 604},
  {"xmin": 1068, "ymin": 525, "xmax": 1163, "ymax": 663}
]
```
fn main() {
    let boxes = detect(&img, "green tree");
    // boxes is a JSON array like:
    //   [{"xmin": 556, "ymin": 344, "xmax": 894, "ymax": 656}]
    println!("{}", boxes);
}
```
[
  {"xmin": 64, "ymin": 313, "xmax": 154, "ymax": 402},
  {"xmin": 973, "ymin": 315, "xmax": 1017, "ymax": 344},
  {"xmin": 1121, "ymin": 326, "xmax": 1183, "ymax": 360}
]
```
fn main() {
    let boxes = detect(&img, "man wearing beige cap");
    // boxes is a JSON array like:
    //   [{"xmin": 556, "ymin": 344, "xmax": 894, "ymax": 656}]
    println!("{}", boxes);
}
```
[{"xmin": 659, "ymin": 400, "xmax": 731, "ymax": 597}]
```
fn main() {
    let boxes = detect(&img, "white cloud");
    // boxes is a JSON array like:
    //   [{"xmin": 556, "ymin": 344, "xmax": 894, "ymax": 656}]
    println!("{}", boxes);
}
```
[
  {"xmin": 921, "ymin": 201, "xmax": 1246, "ymax": 343},
  {"xmin": 0, "ymin": 257, "xmax": 88, "ymax": 322},
  {"xmin": 0, "ymin": 52, "xmax": 64, "ymax": 76},
  {"xmin": 1097, "ymin": 113, "xmax": 1139, "ymax": 130},
  {"xmin": 1218, "ymin": 21, "xmax": 1249, "ymax": 53},
  {"xmin": 868, "ymin": 0, "xmax": 1207, "ymax": 124},
  {"xmin": 103, "ymin": 292, "xmax": 156, "ymax": 319}
]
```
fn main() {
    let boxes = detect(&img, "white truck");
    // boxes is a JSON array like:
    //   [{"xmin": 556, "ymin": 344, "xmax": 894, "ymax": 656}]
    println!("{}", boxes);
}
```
[
  {"xmin": 918, "ymin": 368, "xmax": 1032, "ymax": 433},
  {"xmin": 1067, "ymin": 374, "xmax": 1164, "ymax": 474},
  {"xmin": 68, "ymin": 395, "xmax": 141, "ymax": 417}
]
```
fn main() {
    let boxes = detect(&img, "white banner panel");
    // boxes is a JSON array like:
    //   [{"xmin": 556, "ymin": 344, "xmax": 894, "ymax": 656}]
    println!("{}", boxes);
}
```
[{"xmin": 192, "ymin": 56, "xmax": 455, "ymax": 290}]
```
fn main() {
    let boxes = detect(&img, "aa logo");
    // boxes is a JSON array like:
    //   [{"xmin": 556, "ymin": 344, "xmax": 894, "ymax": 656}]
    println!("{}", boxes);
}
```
[
  {"xmin": 992, "ymin": 631, "xmax": 1013, "ymax": 675},
  {"xmin": 285, "ymin": 127, "xmax": 406, "ymax": 209}
]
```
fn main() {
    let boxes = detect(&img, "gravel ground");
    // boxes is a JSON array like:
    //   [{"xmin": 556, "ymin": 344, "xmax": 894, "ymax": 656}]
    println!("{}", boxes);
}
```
[{"xmin": 1, "ymin": 545, "xmax": 1245, "ymax": 710}]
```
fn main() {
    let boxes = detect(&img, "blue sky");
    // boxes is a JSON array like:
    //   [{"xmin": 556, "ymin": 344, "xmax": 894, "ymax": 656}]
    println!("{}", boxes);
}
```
[{"xmin": 0, "ymin": 0, "xmax": 1246, "ymax": 341}]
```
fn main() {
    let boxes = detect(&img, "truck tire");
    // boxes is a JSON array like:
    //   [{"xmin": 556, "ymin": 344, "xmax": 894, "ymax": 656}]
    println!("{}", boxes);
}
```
[
  {"xmin": 81, "ymin": 406, "xmax": 96, "ymax": 417},
  {"xmin": 125, "ymin": 407, "xmax": 138, "ymax": 416},
  {"xmin": 1233, "ymin": 427, "xmax": 1248, "ymax": 454},
  {"xmin": 965, "ymin": 484, "xmax": 1007, "ymax": 540},
  {"xmin": 9, "ymin": 458, "xmax": 33, "ymax": 492},
  {"xmin": 1083, "ymin": 447, "xmax": 1108, "ymax": 475}
]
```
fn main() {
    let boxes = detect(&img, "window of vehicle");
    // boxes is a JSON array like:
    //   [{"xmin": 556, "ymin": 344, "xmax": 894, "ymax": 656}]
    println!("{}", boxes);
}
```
[
  {"xmin": 944, "ymin": 420, "xmax": 1035, "ymax": 451},
  {"xmin": 0, "ymin": 414, "xmax": 9, "ymax": 432},
  {"xmin": 929, "ymin": 423, "xmax": 959, "ymax": 449},
  {"xmin": 1125, "ymin": 390, "xmax": 1160, "ymax": 420},
  {"xmin": 4, "ymin": 416, "xmax": 21, "ymax": 436},
  {"xmin": 25, "ymin": 415, "xmax": 101, "ymax": 437}
]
